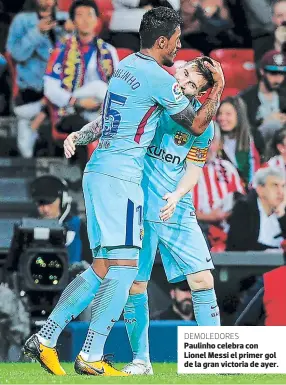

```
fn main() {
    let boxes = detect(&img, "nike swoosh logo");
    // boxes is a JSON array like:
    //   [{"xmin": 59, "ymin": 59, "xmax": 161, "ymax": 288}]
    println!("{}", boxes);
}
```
[
  {"xmin": 111, "ymin": 319, "xmax": 116, "ymax": 323},
  {"xmin": 206, "ymin": 257, "xmax": 212, "ymax": 262},
  {"xmin": 211, "ymin": 305, "xmax": 217, "ymax": 309},
  {"xmin": 84, "ymin": 361, "xmax": 105, "ymax": 375},
  {"xmin": 94, "ymin": 367, "xmax": 105, "ymax": 375}
]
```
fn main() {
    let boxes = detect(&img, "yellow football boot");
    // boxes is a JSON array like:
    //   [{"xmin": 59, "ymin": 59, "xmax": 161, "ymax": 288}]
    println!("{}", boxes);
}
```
[
  {"xmin": 23, "ymin": 334, "xmax": 66, "ymax": 376},
  {"xmin": 74, "ymin": 354, "xmax": 129, "ymax": 376}
]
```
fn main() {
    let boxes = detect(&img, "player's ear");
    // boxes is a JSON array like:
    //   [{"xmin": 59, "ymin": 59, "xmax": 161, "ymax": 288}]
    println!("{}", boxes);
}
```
[
  {"xmin": 170, "ymin": 289, "xmax": 175, "ymax": 299},
  {"xmin": 198, "ymin": 91, "xmax": 207, "ymax": 98},
  {"xmin": 158, "ymin": 36, "xmax": 166, "ymax": 49}
]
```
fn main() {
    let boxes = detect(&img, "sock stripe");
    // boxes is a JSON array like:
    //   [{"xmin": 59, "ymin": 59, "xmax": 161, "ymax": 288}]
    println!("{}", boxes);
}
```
[{"xmin": 91, "ymin": 279, "xmax": 119, "ymax": 323}]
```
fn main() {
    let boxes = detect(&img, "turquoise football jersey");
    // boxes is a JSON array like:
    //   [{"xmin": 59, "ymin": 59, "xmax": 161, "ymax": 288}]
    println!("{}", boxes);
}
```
[
  {"xmin": 142, "ymin": 98, "xmax": 214, "ymax": 223},
  {"xmin": 85, "ymin": 52, "xmax": 190, "ymax": 183}
]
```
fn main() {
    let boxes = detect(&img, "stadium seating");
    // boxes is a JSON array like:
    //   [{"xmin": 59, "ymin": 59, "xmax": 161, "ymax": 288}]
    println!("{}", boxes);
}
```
[
  {"xmin": 175, "ymin": 49, "xmax": 203, "ymax": 62},
  {"xmin": 209, "ymin": 49, "xmax": 257, "ymax": 90},
  {"xmin": 197, "ymin": 87, "xmax": 240, "ymax": 104},
  {"xmin": 95, "ymin": 0, "xmax": 114, "ymax": 26},
  {"xmin": 210, "ymin": 48, "xmax": 255, "ymax": 63},
  {"xmin": 221, "ymin": 87, "xmax": 240, "ymax": 99},
  {"xmin": 116, "ymin": 48, "xmax": 134, "ymax": 61},
  {"xmin": 57, "ymin": 0, "xmax": 72, "ymax": 12},
  {"xmin": 87, "ymin": 141, "xmax": 98, "ymax": 160},
  {"xmin": 220, "ymin": 61, "xmax": 257, "ymax": 90}
]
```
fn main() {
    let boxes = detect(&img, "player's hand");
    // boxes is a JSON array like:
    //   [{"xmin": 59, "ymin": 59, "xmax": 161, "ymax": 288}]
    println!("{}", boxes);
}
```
[
  {"xmin": 203, "ymin": 59, "xmax": 225, "ymax": 88},
  {"xmin": 160, "ymin": 191, "xmax": 180, "ymax": 221},
  {"xmin": 64, "ymin": 132, "xmax": 79, "ymax": 158},
  {"xmin": 38, "ymin": 17, "xmax": 56, "ymax": 33}
]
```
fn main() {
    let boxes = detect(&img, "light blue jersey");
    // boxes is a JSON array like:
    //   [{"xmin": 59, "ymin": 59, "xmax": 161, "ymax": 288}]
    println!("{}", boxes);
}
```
[
  {"xmin": 142, "ymin": 98, "xmax": 214, "ymax": 223},
  {"xmin": 85, "ymin": 52, "xmax": 190, "ymax": 183}
]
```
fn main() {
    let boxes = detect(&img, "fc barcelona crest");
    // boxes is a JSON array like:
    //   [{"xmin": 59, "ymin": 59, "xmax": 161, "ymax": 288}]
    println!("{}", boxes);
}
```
[{"xmin": 174, "ymin": 131, "xmax": 189, "ymax": 146}]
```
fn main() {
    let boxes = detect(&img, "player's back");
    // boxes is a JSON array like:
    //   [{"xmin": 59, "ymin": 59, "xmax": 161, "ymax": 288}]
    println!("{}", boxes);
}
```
[{"xmin": 85, "ymin": 52, "xmax": 190, "ymax": 183}]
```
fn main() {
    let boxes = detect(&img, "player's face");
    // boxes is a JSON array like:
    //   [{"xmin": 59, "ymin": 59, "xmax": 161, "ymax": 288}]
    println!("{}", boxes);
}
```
[
  {"xmin": 261, "ymin": 70, "xmax": 285, "ymax": 91},
  {"xmin": 74, "ymin": 6, "xmax": 97, "ymax": 36},
  {"xmin": 37, "ymin": 198, "xmax": 61, "ymax": 219},
  {"xmin": 216, "ymin": 102, "xmax": 237, "ymax": 133},
  {"xmin": 161, "ymin": 26, "xmax": 182, "ymax": 67},
  {"xmin": 273, "ymin": 1, "xmax": 286, "ymax": 27},
  {"xmin": 257, "ymin": 176, "xmax": 285, "ymax": 209},
  {"xmin": 175, "ymin": 65, "xmax": 208, "ymax": 97}
]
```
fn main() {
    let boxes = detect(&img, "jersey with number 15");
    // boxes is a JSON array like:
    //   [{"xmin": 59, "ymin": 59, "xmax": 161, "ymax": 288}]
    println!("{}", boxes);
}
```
[{"xmin": 85, "ymin": 52, "xmax": 190, "ymax": 183}]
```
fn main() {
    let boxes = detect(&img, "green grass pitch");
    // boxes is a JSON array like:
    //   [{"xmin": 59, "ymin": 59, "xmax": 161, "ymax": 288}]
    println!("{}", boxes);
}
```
[{"xmin": 0, "ymin": 363, "xmax": 286, "ymax": 384}]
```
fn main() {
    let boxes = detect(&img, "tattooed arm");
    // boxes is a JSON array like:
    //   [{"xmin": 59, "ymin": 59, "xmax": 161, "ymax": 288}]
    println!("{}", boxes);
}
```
[
  {"xmin": 64, "ymin": 115, "xmax": 102, "ymax": 158},
  {"xmin": 171, "ymin": 60, "xmax": 225, "ymax": 136}
]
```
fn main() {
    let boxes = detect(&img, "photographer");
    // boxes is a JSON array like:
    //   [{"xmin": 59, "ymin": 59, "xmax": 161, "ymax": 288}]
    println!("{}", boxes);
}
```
[
  {"xmin": 29, "ymin": 175, "xmax": 91, "ymax": 264},
  {"xmin": 6, "ymin": 0, "xmax": 73, "ymax": 158}
]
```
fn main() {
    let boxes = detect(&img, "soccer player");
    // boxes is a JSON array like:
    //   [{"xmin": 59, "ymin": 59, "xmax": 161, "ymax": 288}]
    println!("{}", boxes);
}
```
[
  {"xmin": 24, "ymin": 7, "xmax": 224, "ymax": 376},
  {"xmin": 122, "ymin": 58, "xmax": 221, "ymax": 375},
  {"xmin": 65, "ymin": 57, "xmax": 223, "ymax": 376}
]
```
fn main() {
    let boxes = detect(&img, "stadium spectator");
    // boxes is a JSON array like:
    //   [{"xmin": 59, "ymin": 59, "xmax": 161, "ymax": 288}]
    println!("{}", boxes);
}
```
[
  {"xmin": 242, "ymin": 0, "xmax": 273, "ymax": 49},
  {"xmin": 6, "ymin": 0, "xmax": 71, "ymax": 158},
  {"xmin": 45, "ymin": 0, "xmax": 118, "ymax": 134},
  {"xmin": 249, "ymin": 0, "xmax": 286, "ymax": 63},
  {"xmin": 240, "ymin": 50, "xmax": 286, "ymax": 147},
  {"xmin": 29, "ymin": 175, "xmax": 92, "ymax": 264},
  {"xmin": 227, "ymin": 167, "xmax": 286, "ymax": 251},
  {"xmin": 180, "ymin": 0, "xmax": 241, "ymax": 54},
  {"xmin": 216, "ymin": 96, "xmax": 261, "ymax": 185},
  {"xmin": 109, "ymin": 0, "xmax": 179, "ymax": 51},
  {"xmin": 266, "ymin": 127, "xmax": 286, "ymax": 180},
  {"xmin": 234, "ymin": 266, "xmax": 286, "ymax": 326},
  {"xmin": 193, "ymin": 123, "xmax": 245, "ymax": 251},
  {"xmin": 153, "ymin": 280, "xmax": 195, "ymax": 321}
]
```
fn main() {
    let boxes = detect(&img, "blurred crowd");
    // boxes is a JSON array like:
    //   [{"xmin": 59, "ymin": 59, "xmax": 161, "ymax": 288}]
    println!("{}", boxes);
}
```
[
  {"xmin": 0, "ymin": 0, "xmax": 285, "ymax": 335},
  {"xmin": 0, "ymin": 0, "xmax": 286, "ymax": 253}
]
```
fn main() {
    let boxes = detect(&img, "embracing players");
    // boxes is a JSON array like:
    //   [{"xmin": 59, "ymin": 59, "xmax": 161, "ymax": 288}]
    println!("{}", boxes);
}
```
[{"xmin": 24, "ymin": 7, "xmax": 224, "ymax": 376}]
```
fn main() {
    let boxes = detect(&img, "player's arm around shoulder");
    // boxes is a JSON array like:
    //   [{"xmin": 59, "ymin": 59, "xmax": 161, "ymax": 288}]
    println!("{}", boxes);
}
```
[
  {"xmin": 171, "ymin": 60, "xmax": 225, "ymax": 136},
  {"xmin": 64, "ymin": 115, "xmax": 102, "ymax": 158}
]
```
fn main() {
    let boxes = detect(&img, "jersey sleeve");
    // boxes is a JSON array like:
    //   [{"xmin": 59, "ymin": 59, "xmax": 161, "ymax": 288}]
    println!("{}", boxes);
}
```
[
  {"xmin": 186, "ymin": 121, "xmax": 214, "ymax": 167},
  {"xmin": 149, "ymin": 68, "xmax": 190, "ymax": 116}
]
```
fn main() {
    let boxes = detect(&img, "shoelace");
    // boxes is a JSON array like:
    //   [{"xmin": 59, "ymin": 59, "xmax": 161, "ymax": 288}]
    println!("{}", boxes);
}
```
[{"xmin": 101, "ymin": 353, "xmax": 115, "ymax": 368}]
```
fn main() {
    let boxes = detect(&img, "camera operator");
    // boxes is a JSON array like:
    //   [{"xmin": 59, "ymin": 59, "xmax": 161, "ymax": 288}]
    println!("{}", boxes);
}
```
[
  {"xmin": 29, "ymin": 175, "xmax": 91, "ymax": 264},
  {"xmin": 6, "ymin": 0, "xmax": 73, "ymax": 158}
]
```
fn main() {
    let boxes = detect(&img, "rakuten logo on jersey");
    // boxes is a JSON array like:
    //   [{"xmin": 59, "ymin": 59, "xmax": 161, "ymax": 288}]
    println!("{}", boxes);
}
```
[{"xmin": 147, "ymin": 145, "xmax": 181, "ymax": 165}]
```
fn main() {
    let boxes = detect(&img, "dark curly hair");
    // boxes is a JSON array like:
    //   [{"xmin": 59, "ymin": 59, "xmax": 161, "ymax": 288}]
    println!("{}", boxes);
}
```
[{"xmin": 139, "ymin": 7, "xmax": 182, "ymax": 49}]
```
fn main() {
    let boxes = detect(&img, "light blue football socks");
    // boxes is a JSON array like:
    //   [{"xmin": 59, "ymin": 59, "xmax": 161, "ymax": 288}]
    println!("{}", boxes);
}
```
[
  {"xmin": 80, "ymin": 265, "xmax": 138, "ymax": 362},
  {"xmin": 124, "ymin": 292, "xmax": 150, "ymax": 363},
  {"xmin": 192, "ymin": 288, "xmax": 220, "ymax": 326},
  {"xmin": 37, "ymin": 266, "xmax": 102, "ymax": 347}
]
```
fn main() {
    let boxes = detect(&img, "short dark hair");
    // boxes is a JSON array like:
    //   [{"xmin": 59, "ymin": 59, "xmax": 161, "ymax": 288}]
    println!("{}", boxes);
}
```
[
  {"xmin": 139, "ymin": 7, "xmax": 182, "ymax": 49},
  {"xmin": 69, "ymin": 0, "xmax": 99, "ymax": 21},
  {"xmin": 186, "ymin": 56, "xmax": 214, "ymax": 92}
]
